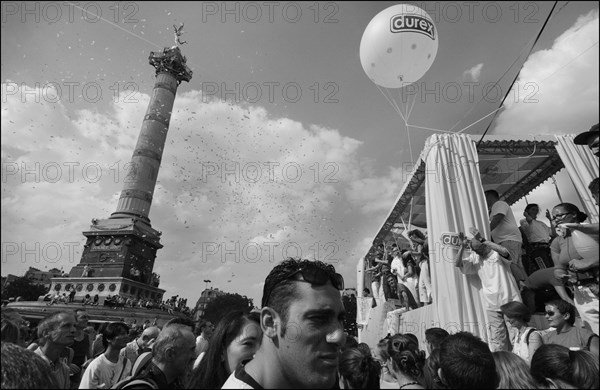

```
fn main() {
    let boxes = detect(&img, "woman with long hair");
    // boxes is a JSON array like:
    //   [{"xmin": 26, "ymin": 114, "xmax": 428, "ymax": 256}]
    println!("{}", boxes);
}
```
[
  {"xmin": 187, "ymin": 311, "xmax": 261, "ymax": 389},
  {"xmin": 492, "ymin": 351, "xmax": 537, "ymax": 389},
  {"xmin": 500, "ymin": 301, "xmax": 542, "ymax": 363}
]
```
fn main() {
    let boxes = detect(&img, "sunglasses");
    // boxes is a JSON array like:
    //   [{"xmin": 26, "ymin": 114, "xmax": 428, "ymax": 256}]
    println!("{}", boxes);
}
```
[
  {"xmin": 545, "ymin": 311, "xmax": 555, "ymax": 316},
  {"xmin": 551, "ymin": 212, "xmax": 572, "ymax": 221},
  {"xmin": 263, "ymin": 264, "xmax": 344, "ymax": 307}
]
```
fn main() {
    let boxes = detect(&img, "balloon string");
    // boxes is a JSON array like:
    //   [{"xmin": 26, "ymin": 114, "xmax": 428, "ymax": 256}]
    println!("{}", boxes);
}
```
[
  {"xmin": 406, "ymin": 122, "xmax": 414, "ymax": 164},
  {"xmin": 406, "ymin": 92, "xmax": 417, "ymax": 124},
  {"xmin": 375, "ymin": 85, "xmax": 414, "ymax": 161},
  {"xmin": 392, "ymin": 88, "xmax": 414, "ymax": 162},
  {"xmin": 409, "ymin": 124, "xmax": 455, "ymax": 133},
  {"xmin": 454, "ymin": 107, "xmax": 503, "ymax": 134},
  {"xmin": 376, "ymin": 84, "xmax": 406, "ymax": 123}
]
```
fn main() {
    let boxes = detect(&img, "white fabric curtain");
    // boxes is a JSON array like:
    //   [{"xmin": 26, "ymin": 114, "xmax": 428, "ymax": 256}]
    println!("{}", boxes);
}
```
[
  {"xmin": 399, "ymin": 134, "xmax": 490, "ymax": 345},
  {"xmin": 555, "ymin": 135, "xmax": 599, "ymax": 223}
]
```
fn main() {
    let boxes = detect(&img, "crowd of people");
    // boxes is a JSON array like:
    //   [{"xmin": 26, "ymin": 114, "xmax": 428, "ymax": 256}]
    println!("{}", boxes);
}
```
[
  {"xmin": 100, "ymin": 294, "xmax": 190, "ymax": 315},
  {"xmin": 365, "ymin": 228, "xmax": 431, "ymax": 311},
  {"xmin": 1, "ymin": 125, "xmax": 598, "ymax": 389},
  {"xmin": 2, "ymin": 255, "xmax": 599, "ymax": 389},
  {"xmin": 364, "ymin": 180, "xmax": 599, "ymax": 351}
]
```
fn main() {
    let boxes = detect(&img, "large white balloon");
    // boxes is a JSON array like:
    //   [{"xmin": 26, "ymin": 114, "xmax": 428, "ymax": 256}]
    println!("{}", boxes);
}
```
[{"xmin": 360, "ymin": 4, "xmax": 438, "ymax": 88}]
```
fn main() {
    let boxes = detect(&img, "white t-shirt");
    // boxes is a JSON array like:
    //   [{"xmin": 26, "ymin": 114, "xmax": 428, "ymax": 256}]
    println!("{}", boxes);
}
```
[
  {"xmin": 390, "ymin": 256, "xmax": 405, "ymax": 284},
  {"xmin": 195, "ymin": 334, "xmax": 209, "ymax": 356},
  {"xmin": 460, "ymin": 250, "xmax": 521, "ymax": 311},
  {"xmin": 490, "ymin": 200, "xmax": 522, "ymax": 243},
  {"xmin": 193, "ymin": 351, "xmax": 205, "ymax": 369},
  {"xmin": 519, "ymin": 218, "xmax": 551, "ymax": 243},
  {"xmin": 79, "ymin": 353, "xmax": 131, "ymax": 389}
]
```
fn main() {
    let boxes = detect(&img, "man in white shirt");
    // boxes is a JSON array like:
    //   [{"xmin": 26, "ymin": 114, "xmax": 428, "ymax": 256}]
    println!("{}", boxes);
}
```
[
  {"xmin": 455, "ymin": 229, "xmax": 522, "ymax": 352},
  {"xmin": 485, "ymin": 190, "xmax": 527, "ymax": 283},
  {"xmin": 79, "ymin": 322, "xmax": 131, "ymax": 389},
  {"xmin": 194, "ymin": 320, "xmax": 214, "ymax": 356},
  {"xmin": 520, "ymin": 203, "xmax": 554, "ymax": 273}
]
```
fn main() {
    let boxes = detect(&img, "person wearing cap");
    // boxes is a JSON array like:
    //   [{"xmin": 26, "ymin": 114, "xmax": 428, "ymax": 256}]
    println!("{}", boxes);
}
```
[
  {"xmin": 573, "ymin": 123, "xmax": 599, "ymax": 157},
  {"xmin": 221, "ymin": 258, "xmax": 346, "ymax": 389}
]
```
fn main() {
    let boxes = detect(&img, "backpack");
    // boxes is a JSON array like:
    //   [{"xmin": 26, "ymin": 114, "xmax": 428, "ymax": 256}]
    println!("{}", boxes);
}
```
[{"xmin": 111, "ymin": 352, "xmax": 156, "ymax": 389}]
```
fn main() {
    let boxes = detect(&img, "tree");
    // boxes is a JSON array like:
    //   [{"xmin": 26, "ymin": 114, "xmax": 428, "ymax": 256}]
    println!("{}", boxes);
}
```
[
  {"xmin": 202, "ymin": 293, "xmax": 254, "ymax": 324},
  {"xmin": 2, "ymin": 277, "xmax": 48, "ymax": 301}
]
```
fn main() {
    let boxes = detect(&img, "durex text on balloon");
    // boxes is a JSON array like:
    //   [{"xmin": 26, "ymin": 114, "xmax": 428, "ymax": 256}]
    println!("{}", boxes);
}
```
[{"xmin": 390, "ymin": 15, "xmax": 435, "ymax": 40}]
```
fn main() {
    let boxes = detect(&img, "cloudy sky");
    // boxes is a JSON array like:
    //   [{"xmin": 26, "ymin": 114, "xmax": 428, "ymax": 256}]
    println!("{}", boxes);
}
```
[{"xmin": 2, "ymin": 2, "xmax": 598, "ymax": 307}]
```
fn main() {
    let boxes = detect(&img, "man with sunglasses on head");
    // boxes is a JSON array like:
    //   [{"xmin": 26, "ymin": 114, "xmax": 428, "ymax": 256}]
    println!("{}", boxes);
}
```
[{"xmin": 222, "ymin": 258, "xmax": 346, "ymax": 389}]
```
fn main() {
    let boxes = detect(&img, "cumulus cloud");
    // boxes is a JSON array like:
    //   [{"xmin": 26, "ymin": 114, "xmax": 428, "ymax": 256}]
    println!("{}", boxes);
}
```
[
  {"xmin": 1, "ymin": 82, "xmax": 382, "ymax": 305},
  {"xmin": 492, "ymin": 9, "xmax": 599, "ymax": 135},
  {"xmin": 463, "ymin": 63, "xmax": 484, "ymax": 82}
]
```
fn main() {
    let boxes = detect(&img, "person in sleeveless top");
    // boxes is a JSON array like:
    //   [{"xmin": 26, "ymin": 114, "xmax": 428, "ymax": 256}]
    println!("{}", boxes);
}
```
[{"xmin": 500, "ymin": 301, "xmax": 542, "ymax": 363}]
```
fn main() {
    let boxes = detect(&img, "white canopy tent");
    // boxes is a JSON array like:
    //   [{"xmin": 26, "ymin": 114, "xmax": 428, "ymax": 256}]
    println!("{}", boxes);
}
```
[{"xmin": 357, "ymin": 131, "xmax": 599, "ymax": 347}]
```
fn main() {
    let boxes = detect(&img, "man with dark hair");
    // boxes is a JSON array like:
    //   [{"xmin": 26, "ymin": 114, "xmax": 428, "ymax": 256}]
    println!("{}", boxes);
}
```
[
  {"xmin": 1, "ymin": 342, "xmax": 59, "ymax": 389},
  {"xmin": 424, "ymin": 327, "xmax": 449, "ymax": 355},
  {"xmin": 222, "ymin": 258, "xmax": 346, "ymax": 388},
  {"xmin": 573, "ymin": 123, "xmax": 599, "ymax": 157},
  {"xmin": 34, "ymin": 311, "xmax": 77, "ymax": 388},
  {"xmin": 484, "ymin": 190, "xmax": 527, "ymax": 283},
  {"xmin": 520, "ymin": 203, "xmax": 554, "ymax": 273},
  {"xmin": 80, "ymin": 322, "xmax": 132, "ymax": 388},
  {"xmin": 438, "ymin": 332, "xmax": 498, "ymax": 389}
]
